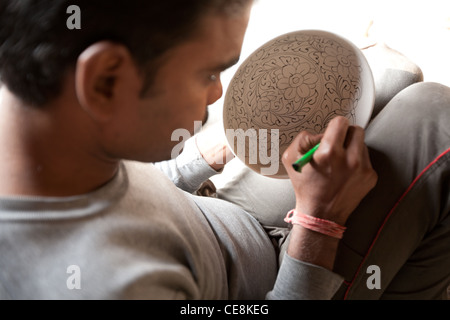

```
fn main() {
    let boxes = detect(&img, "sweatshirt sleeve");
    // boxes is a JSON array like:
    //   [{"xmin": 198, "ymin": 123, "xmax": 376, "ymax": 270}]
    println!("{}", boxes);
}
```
[
  {"xmin": 267, "ymin": 253, "xmax": 344, "ymax": 300},
  {"xmin": 154, "ymin": 137, "xmax": 219, "ymax": 193}
]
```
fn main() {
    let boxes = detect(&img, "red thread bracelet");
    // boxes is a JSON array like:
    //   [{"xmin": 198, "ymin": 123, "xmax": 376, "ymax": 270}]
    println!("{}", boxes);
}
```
[{"xmin": 284, "ymin": 209, "xmax": 347, "ymax": 239}]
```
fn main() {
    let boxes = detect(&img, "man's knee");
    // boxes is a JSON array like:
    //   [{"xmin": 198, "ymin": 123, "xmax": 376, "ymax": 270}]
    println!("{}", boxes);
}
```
[
  {"xmin": 387, "ymin": 82, "xmax": 450, "ymax": 114},
  {"xmin": 369, "ymin": 82, "xmax": 450, "ymax": 131}
]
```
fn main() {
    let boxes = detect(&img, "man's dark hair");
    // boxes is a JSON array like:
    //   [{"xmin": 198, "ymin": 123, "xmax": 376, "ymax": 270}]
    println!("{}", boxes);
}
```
[{"xmin": 0, "ymin": 0, "xmax": 250, "ymax": 106}]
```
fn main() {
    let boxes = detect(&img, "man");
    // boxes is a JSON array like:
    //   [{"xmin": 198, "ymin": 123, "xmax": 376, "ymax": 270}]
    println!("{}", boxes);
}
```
[{"xmin": 0, "ymin": 0, "xmax": 448, "ymax": 299}]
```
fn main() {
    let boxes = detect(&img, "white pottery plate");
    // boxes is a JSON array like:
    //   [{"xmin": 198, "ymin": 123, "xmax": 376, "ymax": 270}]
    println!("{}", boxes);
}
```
[{"xmin": 223, "ymin": 30, "xmax": 375, "ymax": 178}]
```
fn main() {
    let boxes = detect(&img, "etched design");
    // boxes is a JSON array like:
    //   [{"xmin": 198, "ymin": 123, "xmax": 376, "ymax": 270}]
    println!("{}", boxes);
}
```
[{"xmin": 223, "ymin": 30, "xmax": 370, "ymax": 177}]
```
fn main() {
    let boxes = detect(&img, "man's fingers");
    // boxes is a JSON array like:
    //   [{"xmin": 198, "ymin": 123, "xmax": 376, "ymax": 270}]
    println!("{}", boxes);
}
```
[
  {"xmin": 282, "ymin": 131, "xmax": 322, "ymax": 169},
  {"xmin": 321, "ymin": 116, "xmax": 350, "ymax": 149},
  {"xmin": 344, "ymin": 125, "xmax": 366, "ymax": 168},
  {"xmin": 297, "ymin": 131, "xmax": 323, "ymax": 155}
]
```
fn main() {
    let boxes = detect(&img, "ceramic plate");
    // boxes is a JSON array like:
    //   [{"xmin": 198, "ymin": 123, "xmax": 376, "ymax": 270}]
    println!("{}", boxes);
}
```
[{"xmin": 223, "ymin": 30, "xmax": 375, "ymax": 178}]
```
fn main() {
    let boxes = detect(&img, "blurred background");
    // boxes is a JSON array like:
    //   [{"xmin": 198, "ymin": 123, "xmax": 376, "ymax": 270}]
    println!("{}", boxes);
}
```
[{"xmin": 208, "ymin": 0, "xmax": 450, "ymax": 124}]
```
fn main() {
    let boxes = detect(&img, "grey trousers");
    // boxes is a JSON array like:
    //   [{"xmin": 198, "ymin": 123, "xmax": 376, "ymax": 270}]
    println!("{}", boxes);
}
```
[{"xmin": 214, "ymin": 82, "xmax": 450, "ymax": 299}]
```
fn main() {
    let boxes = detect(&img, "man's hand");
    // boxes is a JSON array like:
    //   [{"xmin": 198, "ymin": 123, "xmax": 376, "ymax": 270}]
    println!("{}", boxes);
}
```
[
  {"xmin": 282, "ymin": 116, "xmax": 378, "ymax": 269},
  {"xmin": 283, "ymin": 116, "xmax": 377, "ymax": 225}
]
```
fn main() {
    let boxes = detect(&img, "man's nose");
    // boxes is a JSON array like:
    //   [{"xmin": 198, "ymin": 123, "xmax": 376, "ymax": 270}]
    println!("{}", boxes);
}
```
[{"xmin": 207, "ymin": 79, "xmax": 223, "ymax": 106}]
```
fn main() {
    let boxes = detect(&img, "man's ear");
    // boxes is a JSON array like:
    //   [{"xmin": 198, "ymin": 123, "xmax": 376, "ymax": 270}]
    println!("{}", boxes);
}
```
[{"xmin": 75, "ymin": 41, "xmax": 138, "ymax": 122}]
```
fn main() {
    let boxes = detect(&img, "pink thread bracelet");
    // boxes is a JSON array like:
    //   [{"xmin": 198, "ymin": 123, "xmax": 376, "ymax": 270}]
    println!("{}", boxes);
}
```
[{"xmin": 284, "ymin": 209, "xmax": 347, "ymax": 239}]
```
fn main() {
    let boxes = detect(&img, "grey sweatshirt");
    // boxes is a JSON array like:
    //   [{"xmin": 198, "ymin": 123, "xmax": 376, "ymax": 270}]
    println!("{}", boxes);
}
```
[{"xmin": 0, "ymin": 138, "xmax": 343, "ymax": 299}]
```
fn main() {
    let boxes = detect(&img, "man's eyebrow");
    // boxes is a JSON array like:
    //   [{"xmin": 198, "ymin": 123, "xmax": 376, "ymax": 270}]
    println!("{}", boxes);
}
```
[{"xmin": 210, "ymin": 56, "xmax": 241, "ymax": 72}]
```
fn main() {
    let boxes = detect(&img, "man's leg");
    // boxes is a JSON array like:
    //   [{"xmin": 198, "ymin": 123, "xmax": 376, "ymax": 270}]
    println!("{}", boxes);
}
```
[
  {"xmin": 333, "ymin": 82, "xmax": 450, "ymax": 299},
  {"xmin": 215, "ymin": 82, "xmax": 450, "ymax": 299}
]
